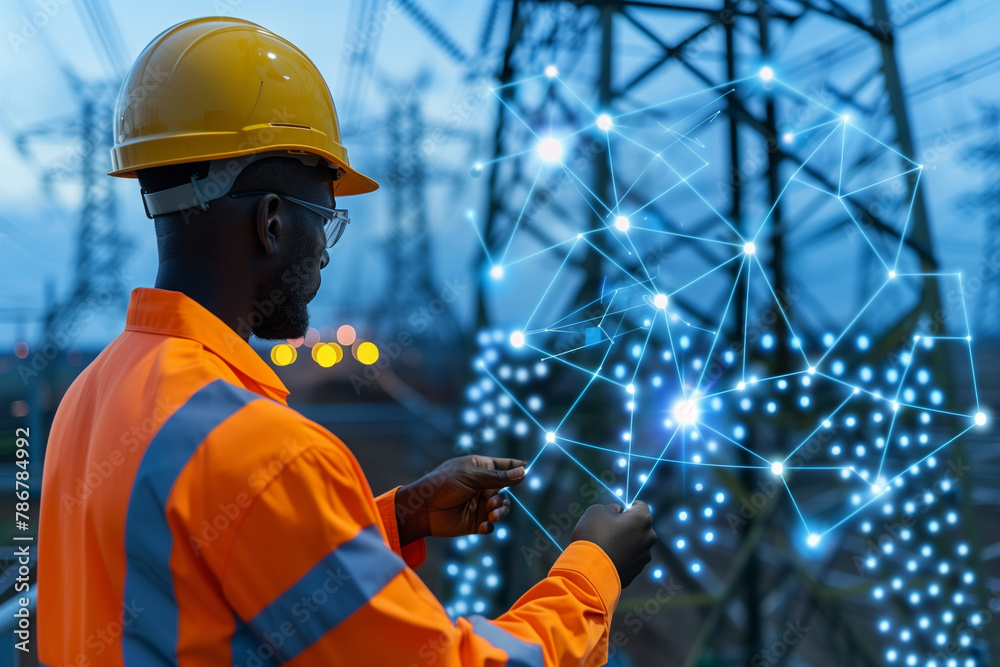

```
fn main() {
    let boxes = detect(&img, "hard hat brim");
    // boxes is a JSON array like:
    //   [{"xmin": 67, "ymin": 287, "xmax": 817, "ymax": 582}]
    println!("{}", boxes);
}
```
[{"xmin": 110, "ymin": 140, "xmax": 379, "ymax": 197}]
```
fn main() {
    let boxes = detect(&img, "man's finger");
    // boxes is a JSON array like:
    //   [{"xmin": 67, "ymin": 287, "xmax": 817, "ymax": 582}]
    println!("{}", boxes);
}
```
[
  {"xmin": 489, "ymin": 504, "xmax": 511, "ymax": 523},
  {"xmin": 466, "ymin": 466, "xmax": 525, "ymax": 489},
  {"xmin": 485, "ymin": 457, "xmax": 528, "ymax": 471},
  {"xmin": 624, "ymin": 500, "xmax": 649, "ymax": 514}
]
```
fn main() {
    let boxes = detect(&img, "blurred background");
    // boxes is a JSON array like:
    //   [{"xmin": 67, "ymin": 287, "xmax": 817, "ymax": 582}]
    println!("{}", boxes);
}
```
[{"xmin": 0, "ymin": 0, "xmax": 998, "ymax": 665}]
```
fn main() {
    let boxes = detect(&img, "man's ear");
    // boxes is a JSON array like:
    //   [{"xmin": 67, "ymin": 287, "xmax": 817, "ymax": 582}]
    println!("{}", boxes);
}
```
[{"xmin": 255, "ymin": 194, "xmax": 284, "ymax": 256}]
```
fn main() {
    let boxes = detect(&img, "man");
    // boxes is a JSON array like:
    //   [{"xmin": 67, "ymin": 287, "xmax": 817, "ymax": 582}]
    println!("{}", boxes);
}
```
[{"xmin": 38, "ymin": 17, "xmax": 656, "ymax": 666}]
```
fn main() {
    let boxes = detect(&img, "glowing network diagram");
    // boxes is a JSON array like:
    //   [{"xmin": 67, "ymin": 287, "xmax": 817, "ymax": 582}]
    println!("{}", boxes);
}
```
[
  {"xmin": 466, "ymin": 64, "xmax": 984, "ymax": 542},
  {"xmin": 446, "ymin": 64, "xmax": 988, "ymax": 663}
]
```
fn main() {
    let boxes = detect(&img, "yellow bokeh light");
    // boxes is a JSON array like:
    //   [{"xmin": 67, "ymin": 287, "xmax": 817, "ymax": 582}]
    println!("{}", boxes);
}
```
[
  {"xmin": 270, "ymin": 343, "xmax": 296, "ymax": 366},
  {"xmin": 336, "ymin": 325, "xmax": 357, "ymax": 346},
  {"xmin": 314, "ymin": 344, "xmax": 339, "ymax": 368},
  {"xmin": 311, "ymin": 342, "xmax": 327, "ymax": 363},
  {"xmin": 356, "ymin": 341, "xmax": 379, "ymax": 365},
  {"xmin": 311, "ymin": 342, "xmax": 344, "ymax": 367}
]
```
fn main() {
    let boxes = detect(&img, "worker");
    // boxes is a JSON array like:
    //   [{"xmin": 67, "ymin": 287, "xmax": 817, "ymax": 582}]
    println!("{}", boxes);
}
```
[{"xmin": 37, "ymin": 17, "xmax": 657, "ymax": 666}]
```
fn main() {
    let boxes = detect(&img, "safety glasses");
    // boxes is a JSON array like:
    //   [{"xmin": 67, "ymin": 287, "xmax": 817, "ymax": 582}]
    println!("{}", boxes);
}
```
[{"xmin": 230, "ymin": 191, "xmax": 350, "ymax": 248}]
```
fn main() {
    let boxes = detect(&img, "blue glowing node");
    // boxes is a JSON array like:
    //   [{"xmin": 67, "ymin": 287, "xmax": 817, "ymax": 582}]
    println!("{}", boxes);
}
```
[
  {"xmin": 614, "ymin": 215, "xmax": 630, "ymax": 231},
  {"xmin": 807, "ymin": 534, "xmax": 821, "ymax": 547},
  {"xmin": 771, "ymin": 462, "xmax": 784, "ymax": 476},
  {"xmin": 672, "ymin": 399, "xmax": 698, "ymax": 424},
  {"xmin": 596, "ymin": 113, "xmax": 612, "ymax": 131},
  {"xmin": 509, "ymin": 331, "xmax": 525, "ymax": 348},
  {"xmin": 544, "ymin": 64, "xmax": 558, "ymax": 78},
  {"xmin": 490, "ymin": 265, "xmax": 504, "ymax": 280},
  {"xmin": 537, "ymin": 136, "xmax": 563, "ymax": 162},
  {"xmin": 759, "ymin": 66, "xmax": 775, "ymax": 81},
  {"xmin": 743, "ymin": 242, "xmax": 755, "ymax": 255},
  {"xmin": 975, "ymin": 412, "xmax": 986, "ymax": 426},
  {"xmin": 545, "ymin": 431, "xmax": 556, "ymax": 444}
]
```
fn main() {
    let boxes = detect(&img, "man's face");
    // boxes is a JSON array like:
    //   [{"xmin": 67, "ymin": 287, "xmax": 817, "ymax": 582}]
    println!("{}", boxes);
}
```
[{"xmin": 252, "ymin": 195, "xmax": 331, "ymax": 340}]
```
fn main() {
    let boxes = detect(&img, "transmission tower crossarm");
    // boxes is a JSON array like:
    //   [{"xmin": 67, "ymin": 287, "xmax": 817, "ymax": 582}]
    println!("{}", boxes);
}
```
[
  {"xmin": 796, "ymin": 0, "xmax": 878, "ymax": 38},
  {"xmin": 395, "ymin": 0, "xmax": 471, "ymax": 64},
  {"xmin": 609, "ymin": 0, "xmax": 800, "ymax": 21}
]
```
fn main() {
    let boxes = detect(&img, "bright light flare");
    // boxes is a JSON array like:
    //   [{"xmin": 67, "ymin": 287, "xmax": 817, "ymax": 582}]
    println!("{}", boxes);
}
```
[
  {"xmin": 596, "ymin": 113, "xmax": 613, "ymax": 131},
  {"xmin": 744, "ymin": 242, "xmax": 755, "ymax": 255},
  {"xmin": 672, "ymin": 399, "xmax": 698, "ymax": 425},
  {"xmin": 759, "ymin": 66, "xmax": 774, "ymax": 81},
  {"xmin": 537, "ymin": 136, "xmax": 563, "ymax": 162},
  {"xmin": 771, "ymin": 462, "xmax": 784, "ymax": 476},
  {"xmin": 510, "ymin": 330, "xmax": 525, "ymax": 348},
  {"xmin": 490, "ymin": 265, "xmax": 504, "ymax": 280},
  {"xmin": 975, "ymin": 412, "xmax": 987, "ymax": 426},
  {"xmin": 544, "ymin": 65, "xmax": 558, "ymax": 78},
  {"xmin": 807, "ymin": 534, "xmax": 821, "ymax": 547},
  {"xmin": 614, "ymin": 215, "xmax": 630, "ymax": 231},
  {"xmin": 653, "ymin": 293, "xmax": 668, "ymax": 309}
]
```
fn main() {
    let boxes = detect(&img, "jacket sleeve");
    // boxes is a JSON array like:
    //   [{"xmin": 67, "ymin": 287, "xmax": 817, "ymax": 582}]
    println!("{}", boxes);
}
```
[
  {"xmin": 375, "ymin": 485, "xmax": 428, "ymax": 569},
  {"xmin": 219, "ymin": 438, "xmax": 621, "ymax": 667}
]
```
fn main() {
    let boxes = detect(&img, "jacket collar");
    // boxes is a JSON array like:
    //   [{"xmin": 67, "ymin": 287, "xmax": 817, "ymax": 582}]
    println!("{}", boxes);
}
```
[{"xmin": 124, "ymin": 287, "xmax": 290, "ymax": 404}]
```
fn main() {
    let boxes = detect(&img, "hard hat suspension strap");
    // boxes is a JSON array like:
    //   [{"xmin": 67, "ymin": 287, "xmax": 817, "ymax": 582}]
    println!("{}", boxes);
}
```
[{"xmin": 140, "ymin": 151, "xmax": 335, "ymax": 219}]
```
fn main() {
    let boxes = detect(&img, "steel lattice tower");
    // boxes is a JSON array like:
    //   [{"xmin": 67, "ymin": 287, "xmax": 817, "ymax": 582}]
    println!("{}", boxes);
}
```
[{"xmin": 456, "ymin": 1, "xmax": 992, "ymax": 664}]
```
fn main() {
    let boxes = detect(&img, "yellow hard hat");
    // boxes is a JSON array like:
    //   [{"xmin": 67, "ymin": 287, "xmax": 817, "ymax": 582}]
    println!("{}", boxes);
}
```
[{"xmin": 109, "ymin": 17, "xmax": 378, "ymax": 199}]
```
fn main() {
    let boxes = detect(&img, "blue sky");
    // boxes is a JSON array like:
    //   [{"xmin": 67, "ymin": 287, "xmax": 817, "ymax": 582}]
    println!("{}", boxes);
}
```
[{"xmin": 1, "ymin": 0, "xmax": 998, "ymax": 348}]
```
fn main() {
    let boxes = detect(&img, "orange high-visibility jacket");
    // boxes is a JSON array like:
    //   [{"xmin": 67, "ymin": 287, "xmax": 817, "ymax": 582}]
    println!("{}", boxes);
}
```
[{"xmin": 38, "ymin": 287, "xmax": 621, "ymax": 666}]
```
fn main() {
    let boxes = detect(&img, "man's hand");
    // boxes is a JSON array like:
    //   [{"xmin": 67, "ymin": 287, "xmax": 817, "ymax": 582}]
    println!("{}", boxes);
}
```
[
  {"xmin": 395, "ymin": 456, "xmax": 526, "ymax": 545},
  {"xmin": 571, "ymin": 501, "xmax": 656, "ymax": 588}
]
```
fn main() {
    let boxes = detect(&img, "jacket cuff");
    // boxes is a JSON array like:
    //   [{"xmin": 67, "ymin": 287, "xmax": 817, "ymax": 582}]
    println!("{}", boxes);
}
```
[
  {"xmin": 549, "ymin": 540, "xmax": 621, "ymax": 617},
  {"xmin": 375, "ymin": 486, "xmax": 427, "ymax": 569}
]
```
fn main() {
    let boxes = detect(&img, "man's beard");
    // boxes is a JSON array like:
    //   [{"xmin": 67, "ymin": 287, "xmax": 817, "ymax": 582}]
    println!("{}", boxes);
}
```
[{"xmin": 252, "ymin": 252, "xmax": 317, "ymax": 341}]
